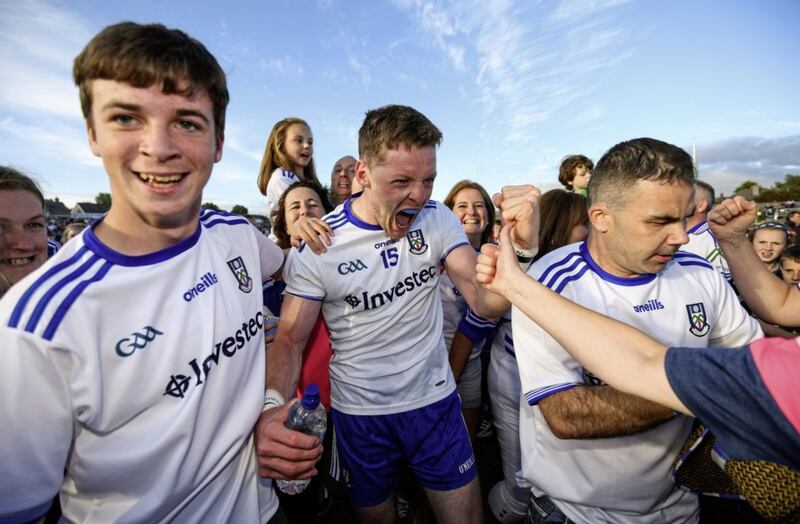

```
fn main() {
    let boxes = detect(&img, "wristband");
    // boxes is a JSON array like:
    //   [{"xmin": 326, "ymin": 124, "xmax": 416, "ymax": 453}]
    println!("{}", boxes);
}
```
[
  {"xmin": 262, "ymin": 388, "xmax": 286, "ymax": 411},
  {"xmin": 513, "ymin": 245, "xmax": 537, "ymax": 263}
]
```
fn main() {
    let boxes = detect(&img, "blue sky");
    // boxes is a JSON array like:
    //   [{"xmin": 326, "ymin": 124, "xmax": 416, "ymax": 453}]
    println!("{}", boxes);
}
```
[{"xmin": 1, "ymin": 0, "xmax": 798, "ymax": 214}]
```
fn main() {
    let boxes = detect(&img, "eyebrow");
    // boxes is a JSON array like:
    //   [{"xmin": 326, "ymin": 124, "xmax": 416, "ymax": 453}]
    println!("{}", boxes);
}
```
[{"xmin": 100, "ymin": 102, "xmax": 210, "ymax": 124}]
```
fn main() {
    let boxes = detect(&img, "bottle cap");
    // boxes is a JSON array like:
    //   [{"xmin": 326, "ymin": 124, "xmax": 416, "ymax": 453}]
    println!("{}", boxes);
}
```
[{"xmin": 301, "ymin": 383, "xmax": 320, "ymax": 409}]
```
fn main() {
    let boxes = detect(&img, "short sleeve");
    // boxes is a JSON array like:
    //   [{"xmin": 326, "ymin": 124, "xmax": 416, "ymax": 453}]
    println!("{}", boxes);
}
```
[
  {"xmin": 283, "ymin": 246, "xmax": 325, "ymax": 302},
  {"xmin": 265, "ymin": 169, "xmax": 297, "ymax": 216},
  {"xmin": 0, "ymin": 328, "xmax": 73, "ymax": 521},
  {"xmin": 255, "ymin": 227, "xmax": 285, "ymax": 279},
  {"xmin": 665, "ymin": 344, "xmax": 800, "ymax": 468},
  {"xmin": 458, "ymin": 309, "xmax": 497, "ymax": 344},
  {"xmin": 436, "ymin": 204, "xmax": 470, "ymax": 264}
]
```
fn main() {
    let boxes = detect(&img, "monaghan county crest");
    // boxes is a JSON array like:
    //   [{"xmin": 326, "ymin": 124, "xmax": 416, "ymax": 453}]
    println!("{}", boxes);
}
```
[
  {"xmin": 686, "ymin": 302, "xmax": 710, "ymax": 337},
  {"xmin": 227, "ymin": 256, "xmax": 253, "ymax": 293},
  {"xmin": 407, "ymin": 229, "xmax": 428, "ymax": 255}
]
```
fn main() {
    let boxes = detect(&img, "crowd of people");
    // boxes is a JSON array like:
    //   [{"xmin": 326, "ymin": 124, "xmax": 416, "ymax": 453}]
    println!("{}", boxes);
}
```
[{"xmin": 0, "ymin": 21, "xmax": 797, "ymax": 524}]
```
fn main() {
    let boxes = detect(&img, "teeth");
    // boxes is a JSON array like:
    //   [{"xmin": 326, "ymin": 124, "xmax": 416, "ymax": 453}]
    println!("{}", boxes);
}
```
[
  {"xmin": 138, "ymin": 172, "xmax": 184, "ymax": 184},
  {"xmin": 8, "ymin": 257, "xmax": 33, "ymax": 266}
]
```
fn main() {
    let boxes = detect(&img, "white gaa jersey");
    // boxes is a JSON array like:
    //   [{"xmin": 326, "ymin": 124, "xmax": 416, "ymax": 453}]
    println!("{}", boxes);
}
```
[
  {"xmin": 284, "ymin": 197, "xmax": 469, "ymax": 415},
  {"xmin": 0, "ymin": 209, "xmax": 284, "ymax": 524},
  {"xmin": 265, "ymin": 167, "xmax": 299, "ymax": 216},
  {"xmin": 514, "ymin": 241, "xmax": 761, "ymax": 524},
  {"xmin": 682, "ymin": 220, "xmax": 732, "ymax": 283}
]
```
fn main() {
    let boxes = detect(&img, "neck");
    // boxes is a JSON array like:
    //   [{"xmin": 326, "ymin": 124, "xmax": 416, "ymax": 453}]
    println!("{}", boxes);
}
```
[
  {"xmin": 686, "ymin": 213, "xmax": 705, "ymax": 230},
  {"xmin": 294, "ymin": 165, "xmax": 305, "ymax": 179},
  {"xmin": 349, "ymin": 192, "xmax": 377, "ymax": 224},
  {"xmin": 96, "ymin": 206, "xmax": 200, "ymax": 255},
  {"xmin": 587, "ymin": 235, "xmax": 638, "ymax": 278}
]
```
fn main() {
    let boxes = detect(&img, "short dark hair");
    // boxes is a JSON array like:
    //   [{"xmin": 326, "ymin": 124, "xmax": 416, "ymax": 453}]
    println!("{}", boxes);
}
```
[
  {"xmin": 442, "ymin": 180, "xmax": 496, "ymax": 246},
  {"xmin": 558, "ymin": 155, "xmax": 594, "ymax": 188},
  {"xmin": 271, "ymin": 181, "xmax": 333, "ymax": 249},
  {"xmin": 589, "ymin": 138, "xmax": 695, "ymax": 207},
  {"xmin": 358, "ymin": 105, "xmax": 442, "ymax": 166},
  {"xmin": 0, "ymin": 165, "xmax": 45, "ymax": 208},
  {"xmin": 694, "ymin": 180, "xmax": 715, "ymax": 208},
  {"xmin": 73, "ymin": 22, "xmax": 229, "ymax": 146},
  {"xmin": 780, "ymin": 245, "xmax": 800, "ymax": 264}
]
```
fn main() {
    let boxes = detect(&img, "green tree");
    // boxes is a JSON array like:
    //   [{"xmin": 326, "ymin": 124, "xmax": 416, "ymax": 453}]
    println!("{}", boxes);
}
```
[
  {"xmin": 231, "ymin": 204, "xmax": 249, "ymax": 216},
  {"xmin": 95, "ymin": 192, "xmax": 112, "ymax": 208},
  {"xmin": 773, "ymin": 174, "xmax": 800, "ymax": 200},
  {"xmin": 202, "ymin": 202, "xmax": 221, "ymax": 211},
  {"xmin": 734, "ymin": 180, "xmax": 758, "ymax": 194}
]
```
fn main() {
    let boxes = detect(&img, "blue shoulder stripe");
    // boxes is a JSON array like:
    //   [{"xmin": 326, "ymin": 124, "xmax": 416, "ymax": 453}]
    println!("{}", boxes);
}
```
[
  {"xmin": 202, "ymin": 217, "xmax": 250, "ymax": 228},
  {"xmin": 673, "ymin": 252, "xmax": 714, "ymax": 270},
  {"xmin": 424, "ymin": 200, "xmax": 437, "ymax": 209},
  {"xmin": 537, "ymin": 251, "xmax": 583, "ymax": 285},
  {"xmin": 24, "ymin": 254, "xmax": 103, "ymax": 333},
  {"xmin": 9, "ymin": 246, "xmax": 91, "ymax": 328},
  {"xmin": 552, "ymin": 264, "xmax": 591, "ymax": 294},
  {"xmin": 539, "ymin": 255, "xmax": 585, "ymax": 289},
  {"xmin": 43, "ymin": 261, "xmax": 114, "ymax": 341}
]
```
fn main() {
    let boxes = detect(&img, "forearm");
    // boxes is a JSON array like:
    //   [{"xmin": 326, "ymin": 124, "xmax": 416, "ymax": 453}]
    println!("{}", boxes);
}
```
[
  {"xmin": 539, "ymin": 386, "xmax": 675, "ymax": 439},
  {"xmin": 719, "ymin": 235, "xmax": 795, "ymax": 325},
  {"xmin": 448, "ymin": 330, "xmax": 473, "ymax": 382},
  {"xmin": 266, "ymin": 336, "xmax": 305, "ymax": 400}
]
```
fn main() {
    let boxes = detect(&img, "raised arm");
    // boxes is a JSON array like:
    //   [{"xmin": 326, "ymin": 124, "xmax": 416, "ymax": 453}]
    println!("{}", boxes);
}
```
[
  {"xmin": 708, "ymin": 196, "xmax": 800, "ymax": 327},
  {"xmin": 446, "ymin": 184, "xmax": 541, "ymax": 318},
  {"xmin": 477, "ymin": 226, "xmax": 690, "ymax": 415}
]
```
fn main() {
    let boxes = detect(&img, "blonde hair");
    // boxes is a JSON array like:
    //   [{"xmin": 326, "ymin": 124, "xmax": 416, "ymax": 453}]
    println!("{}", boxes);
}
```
[{"xmin": 257, "ymin": 117, "xmax": 320, "ymax": 195}]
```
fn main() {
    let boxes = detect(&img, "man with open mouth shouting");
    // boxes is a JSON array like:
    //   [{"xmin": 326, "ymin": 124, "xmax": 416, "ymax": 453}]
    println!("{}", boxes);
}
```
[{"xmin": 258, "ymin": 104, "xmax": 540, "ymax": 524}]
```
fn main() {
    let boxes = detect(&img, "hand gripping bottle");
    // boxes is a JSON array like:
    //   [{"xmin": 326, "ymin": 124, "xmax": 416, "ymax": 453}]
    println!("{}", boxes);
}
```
[{"xmin": 275, "ymin": 384, "xmax": 327, "ymax": 495}]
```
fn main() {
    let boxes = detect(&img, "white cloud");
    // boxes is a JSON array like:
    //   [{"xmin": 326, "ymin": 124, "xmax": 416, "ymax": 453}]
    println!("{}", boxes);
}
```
[
  {"xmin": 348, "ymin": 55, "xmax": 371, "ymax": 86},
  {"xmin": 0, "ymin": 0, "xmax": 90, "ymax": 120},
  {"xmin": 0, "ymin": 117, "xmax": 99, "ymax": 167},
  {"xmin": 573, "ymin": 104, "xmax": 606, "ymax": 124}
]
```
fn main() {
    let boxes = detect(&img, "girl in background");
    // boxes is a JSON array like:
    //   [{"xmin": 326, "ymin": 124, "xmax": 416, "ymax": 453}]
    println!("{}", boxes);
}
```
[{"xmin": 257, "ymin": 118, "xmax": 321, "ymax": 215}]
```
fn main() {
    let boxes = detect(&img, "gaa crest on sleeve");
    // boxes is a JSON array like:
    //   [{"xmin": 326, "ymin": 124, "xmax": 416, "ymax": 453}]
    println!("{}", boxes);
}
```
[
  {"xmin": 227, "ymin": 256, "xmax": 253, "ymax": 293},
  {"xmin": 686, "ymin": 302, "xmax": 710, "ymax": 337},
  {"xmin": 407, "ymin": 229, "xmax": 428, "ymax": 255}
]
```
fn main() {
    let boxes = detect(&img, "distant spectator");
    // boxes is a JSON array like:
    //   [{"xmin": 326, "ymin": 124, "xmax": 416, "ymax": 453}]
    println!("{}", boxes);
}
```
[
  {"xmin": 329, "ymin": 155, "xmax": 356, "ymax": 206},
  {"xmin": 0, "ymin": 166, "xmax": 48, "ymax": 298},
  {"xmin": 786, "ymin": 209, "xmax": 800, "ymax": 245},
  {"xmin": 557, "ymin": 154, "xmax": 593, "ymax": 196},
  {"xmin": 61, "ymin": 222, "xmax": 88, "ymax": 245},
  {"xmin": 779, "ymin": 246, "xmax": 800, "ymax": 286},
  {"xmin": 682, "ymin": 180, "xmax": 732, "ymax": 283},
  {"xmin": 749, "ymin": 222, "xmax": 789, "ymax": 274}
]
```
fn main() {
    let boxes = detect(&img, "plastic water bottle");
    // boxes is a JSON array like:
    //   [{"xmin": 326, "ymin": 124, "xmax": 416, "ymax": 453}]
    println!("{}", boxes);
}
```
[{"xmin": 275, "ymin": 384, "xmax": 327, "ymax": 495}]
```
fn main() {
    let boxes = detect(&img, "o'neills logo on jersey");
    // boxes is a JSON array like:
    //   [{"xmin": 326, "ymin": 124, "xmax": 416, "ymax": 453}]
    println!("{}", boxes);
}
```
[
  {"xmin": 632, "ymin": 299, "xmax": 664, "ymax": 313},
  {"xmin": 344, "ymin": 265, "xmax": 437, "ymax": 311},
  {"xmin": 162, "ymin": 311, "xmax": 264, "ymax": 399}
]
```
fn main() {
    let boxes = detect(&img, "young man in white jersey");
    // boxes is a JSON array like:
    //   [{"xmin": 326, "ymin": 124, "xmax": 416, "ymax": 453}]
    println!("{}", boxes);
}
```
[
  {"xmin": 256, "ymin": 104, "xmax": 541, "ymax": 524},
  {"xmin": 0, "ymin": 22, "xmax": 319, "ymax": 523},
  {"xmin": 510, "ymin": 138, "xmax": 761, "ymax": 524}
]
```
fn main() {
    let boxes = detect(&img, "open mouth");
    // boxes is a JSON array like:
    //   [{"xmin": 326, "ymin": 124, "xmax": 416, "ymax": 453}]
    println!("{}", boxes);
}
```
[
  {"xmin": 396, "ymin": 209, "xmax": 418, "ymax": 229},
  {"xmin": 136, "ymin": 172, "xmax": 187, "ymax": 189}
]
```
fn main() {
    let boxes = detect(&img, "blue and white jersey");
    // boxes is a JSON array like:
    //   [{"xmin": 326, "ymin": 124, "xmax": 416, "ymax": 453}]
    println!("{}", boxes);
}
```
[
  {"xmin": 47, "ymin": 238, "xmax": 61, "ymax": 257},
  {"xmin": 513, "ymin": 241, "xmax": 761, "ymax": 524},
  {"xmin": 0, "ymin": 208, "xmax": 284, "ymax": 524},
  {"xmin": 284, "ymin": 197, "xmax": 469, "ymax": 415},
  {"xmin": 682, "ymin": 220, "xmax": 732, "ymax": 283},
  {"xmin": 265, "ymin": 167, "xmax": 299, "ymax": 217}
]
